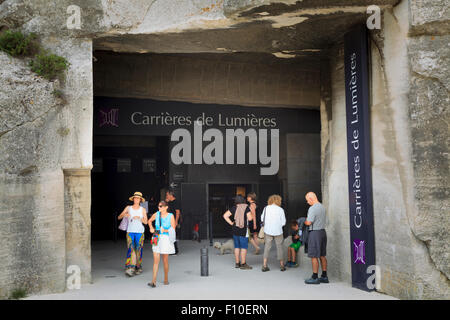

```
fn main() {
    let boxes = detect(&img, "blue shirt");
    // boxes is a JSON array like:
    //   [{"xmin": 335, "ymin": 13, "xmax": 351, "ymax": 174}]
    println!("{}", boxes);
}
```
[{"xmin": 155, "ymin": 212, "xmax": 173, "ymax": 235}]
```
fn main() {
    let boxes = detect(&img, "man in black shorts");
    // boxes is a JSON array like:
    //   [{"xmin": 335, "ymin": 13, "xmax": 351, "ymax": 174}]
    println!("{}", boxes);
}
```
[{"xmin": 303, "ymin": 192, "xmax": 329, "ymax": 284}]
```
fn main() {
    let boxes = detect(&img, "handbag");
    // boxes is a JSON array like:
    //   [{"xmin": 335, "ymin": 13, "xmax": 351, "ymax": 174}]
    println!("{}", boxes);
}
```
[
  {"xmin": 258, "ymin": 207, "xmax": 266, "ymax": 241},
  {"xmin": 168, "ymin": 226, "xmax": 176, "ymax": 244},
  {"xmin": 151, "ymin": 211, "xmax": 162, "ymax": 245},
  {"xmin": 118, "ymin": 207, "xmax": 129, "ymax": 231}
]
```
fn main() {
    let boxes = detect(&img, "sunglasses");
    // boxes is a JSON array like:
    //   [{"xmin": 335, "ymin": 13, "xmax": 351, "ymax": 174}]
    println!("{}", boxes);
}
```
[{"xmin": 158, "ymin": 205, "xmax": 166, "ymax": 208}]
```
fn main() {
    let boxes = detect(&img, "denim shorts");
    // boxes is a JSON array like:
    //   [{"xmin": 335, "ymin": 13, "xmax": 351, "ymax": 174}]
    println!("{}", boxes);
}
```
[{"xmin": 233, "ymin": 235, "xmax": 249, "ymax": 249}]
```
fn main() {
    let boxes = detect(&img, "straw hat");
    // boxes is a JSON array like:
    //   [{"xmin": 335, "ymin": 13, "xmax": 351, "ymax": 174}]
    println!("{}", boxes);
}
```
[{"xmin": 129, "ymin": 191, "xmax": 145, "ymax": 202}]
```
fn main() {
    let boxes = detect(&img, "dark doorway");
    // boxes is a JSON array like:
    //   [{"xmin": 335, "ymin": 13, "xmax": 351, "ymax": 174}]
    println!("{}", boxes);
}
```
[
  {"xmin": 208, "ymin": 184, "xmax": 253, "ymax": 239},
  {"xmin": 91, "ymin": 135, "xmax": 169, "ymax": 241}
]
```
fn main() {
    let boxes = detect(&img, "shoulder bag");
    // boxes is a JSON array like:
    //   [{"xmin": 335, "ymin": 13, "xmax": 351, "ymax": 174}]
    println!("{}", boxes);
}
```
[
  {"xmin": 118, "ymin": 206, "xmax": 129, "ymax": 231},
  {"xmin": 168, "ymin": 214, "xmax": 176, "ymax": 243}
]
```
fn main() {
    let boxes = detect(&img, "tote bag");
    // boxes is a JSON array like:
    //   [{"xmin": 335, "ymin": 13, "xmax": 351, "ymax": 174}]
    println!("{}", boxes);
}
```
[
  {"xmin": 118, "ymin": 217, "xmax": 128, "ymax": 231},
  {"xmin": 118, "ymin": 207, "xmax": 130, "ymax": 231},
  {"xmin": 168, "ymin": 226, "xmax": 176, "ymax": 244}
]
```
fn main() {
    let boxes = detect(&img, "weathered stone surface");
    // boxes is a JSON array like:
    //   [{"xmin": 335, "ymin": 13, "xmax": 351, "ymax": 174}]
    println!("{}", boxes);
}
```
[
  {"xmin": 409, "ymin": 0, "xmax": 450, "ymax": 35},
  {"xmin": 0, "ymin": 52, "xmax": 64, "ymax": 174},
  {"xmin": 64, "ymin": 169, "xmax": 91, "ymax": 284},
  {"xmin": 0, "ymin": 50, "xmax": 68, "ymax": 298},
  {"xmin": 0, "ymin": 170, "xmax": 66, "ymax": 298},
  {"xmin": 93, "ymin": 51, "xmax": 321, "ymax": 108},
  {"xmin": 408, "ymin": 35, "xmax": 450, "ymax": 281},
  {"xmin": 323, "ymin": 44, "xmax": 352, "ymax": 284},
  {"xmin": 320, "ymin": 2, "xmax": 449, "ymax": 300}
]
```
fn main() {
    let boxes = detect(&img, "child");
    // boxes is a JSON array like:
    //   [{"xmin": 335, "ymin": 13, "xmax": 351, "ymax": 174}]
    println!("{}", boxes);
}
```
[
  {"xmin": 287, "ymin": 220, "xmax": 302, "ymax": 267},
  {"xmin": 192, "ymin": 221, "xmax": 200, "ymax": 242}
]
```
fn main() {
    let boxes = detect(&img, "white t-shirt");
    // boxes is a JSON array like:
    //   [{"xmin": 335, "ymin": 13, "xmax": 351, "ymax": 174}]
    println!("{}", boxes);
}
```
[{"xmin": 127, "ymin": 206, "xmax": 145, "ymax": 233}]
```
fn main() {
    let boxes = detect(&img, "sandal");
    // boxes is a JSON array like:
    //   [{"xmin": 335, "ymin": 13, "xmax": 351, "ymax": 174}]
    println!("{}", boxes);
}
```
[
  {"xmin": 280, "ymin": 266, "xmax": 286, "ymax": 272},
  {"xmin": 262, "ymin": 266, "xmax": 270, "ymax": 272},
  {"xmin": 164, "ymin": 281, "xmax": 169, "ymax": 285},
  {"xmin": 125, "ymin": 268, "xmax": 135, "ymax": 277},
  {"xmin": 147, "ymin": 282, "xmax": 156, "ymax": 288}
]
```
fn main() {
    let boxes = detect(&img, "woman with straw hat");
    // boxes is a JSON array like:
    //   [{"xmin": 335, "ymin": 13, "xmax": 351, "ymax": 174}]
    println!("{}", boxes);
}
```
[{"xmin": 118, "ymin": 191, "xmax": 148, "ymax": 277}]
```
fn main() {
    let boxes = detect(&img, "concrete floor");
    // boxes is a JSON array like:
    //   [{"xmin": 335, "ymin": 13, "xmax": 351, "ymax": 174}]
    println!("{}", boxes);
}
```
[{"xmin": 27, "ymin": 240, "xmax": 396, "ymax": 300}]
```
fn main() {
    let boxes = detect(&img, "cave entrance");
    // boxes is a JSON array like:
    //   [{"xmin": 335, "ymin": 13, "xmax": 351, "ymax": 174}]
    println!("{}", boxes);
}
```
[
  {"xmin": 91, "ymin": 135, "xmax": 169, "ymax": 242},
  {"xmin": 89, "ymin": 48, "xmax": 322, "ymax": 281}
]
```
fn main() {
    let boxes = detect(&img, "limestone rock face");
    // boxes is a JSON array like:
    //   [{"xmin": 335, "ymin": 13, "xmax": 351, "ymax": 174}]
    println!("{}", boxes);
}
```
[
  {"xmin": 0, "ymin": 52, "xmax": 67, "ymax": 298},
  {"xmin": 409, "ymin": 0, "xmax": 450, "ymax": 34},
  {"xmin": 408, "ymin": 35, "xmax": 450, "ymax": 281},
  {"xmin": 0, "ymin": 52, "xmax": 65, "ymax": 175}
]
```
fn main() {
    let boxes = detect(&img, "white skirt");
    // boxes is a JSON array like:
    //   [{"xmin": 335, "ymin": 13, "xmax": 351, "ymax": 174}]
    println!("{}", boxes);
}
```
[{"xmin": 152, "ymin": 234, "xmax": 175, "ymax": 254}]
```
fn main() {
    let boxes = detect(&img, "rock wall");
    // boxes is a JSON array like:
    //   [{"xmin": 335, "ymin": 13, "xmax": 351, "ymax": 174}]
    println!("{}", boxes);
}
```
[
  {"xmin": 0, "ymin": 52, "xmax": 67, "ymax": 297},
  {"xmin": 407, "ymin": 0, "xmax": 450, "ymax": 285},
  {"xmin": 0, "ymin": 34, "xmax": 92, "ymax": 298},
  {"xmin": 322, "ymin": 1, "xmax": 449, "ymax": 299}
]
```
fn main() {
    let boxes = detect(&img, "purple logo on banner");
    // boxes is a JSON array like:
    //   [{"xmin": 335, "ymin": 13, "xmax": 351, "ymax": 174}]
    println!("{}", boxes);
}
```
[
  {"xmin": 353, "ymin": 239, "xmax": 366, "ymax": 264},
  {"xmin": 99, "ymin": 108, "xmax": 119, "ymax": 127}
]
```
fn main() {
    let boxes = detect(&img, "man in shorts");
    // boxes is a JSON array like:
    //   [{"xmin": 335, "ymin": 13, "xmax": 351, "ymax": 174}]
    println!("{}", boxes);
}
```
[{"xmin": 304, "ymin": 192, "xmax": 329, "ymax": 284}]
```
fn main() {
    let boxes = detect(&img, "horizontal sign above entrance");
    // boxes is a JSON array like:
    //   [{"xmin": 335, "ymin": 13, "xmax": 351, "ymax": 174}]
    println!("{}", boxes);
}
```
[{"xmin": 94, "ymin": 97, "xmax": 320, "ymax": 136}]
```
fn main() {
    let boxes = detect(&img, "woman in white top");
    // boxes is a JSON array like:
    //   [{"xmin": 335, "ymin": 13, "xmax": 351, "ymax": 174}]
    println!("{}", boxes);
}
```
[
  {"xmin": 147, "ymin": 201, "xmax": 176, "ymax": 287},
  {"xmin": 118, "ymin": 191, "xmax": 148, "ymax": 277},
  {"xmin": 261, "ymin": 194, "xmax": 287, "ymax": 272}
]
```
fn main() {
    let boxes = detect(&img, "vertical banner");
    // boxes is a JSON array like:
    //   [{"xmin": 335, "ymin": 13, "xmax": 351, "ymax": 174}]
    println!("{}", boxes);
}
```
[{"xmin": 344, "ymin": 25, "xmax": 376, "ymax": 291}]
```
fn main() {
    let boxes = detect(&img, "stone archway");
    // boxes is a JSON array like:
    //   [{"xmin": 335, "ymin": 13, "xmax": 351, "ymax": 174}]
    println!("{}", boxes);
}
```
[{"xmin": 1, "ymin": 0, "xmax": 448, "ymax": 299}]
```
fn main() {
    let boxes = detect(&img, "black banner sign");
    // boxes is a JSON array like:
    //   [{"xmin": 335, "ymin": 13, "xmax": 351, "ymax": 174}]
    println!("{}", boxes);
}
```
[
  {"xmin": 344, "ymin": 25, "xmax": 376, "ymax": 291},
  {"xmin": 93, "ymin": 97, "xmax": 320, "ymax": 136}
]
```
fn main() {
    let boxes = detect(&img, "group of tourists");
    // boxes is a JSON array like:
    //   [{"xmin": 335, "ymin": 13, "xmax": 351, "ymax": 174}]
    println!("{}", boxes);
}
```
[
  {"xmin": 117, "ymin": 189, "xmax": 328, "ymax": 287},
  {"xmin": 222, "ymin": 191, "xmax": 329, "ymax": 284},
  {"xmin": 117, "ymin": 190, "xmax": 179, "ymax": 288}
]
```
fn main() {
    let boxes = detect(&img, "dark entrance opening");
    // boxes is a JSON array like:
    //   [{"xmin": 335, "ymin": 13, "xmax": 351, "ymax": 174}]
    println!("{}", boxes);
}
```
[
  {"xmin": 91, "ymin": 135, "xmax": 169, "ymax": 241},
  {"xmin": 208, "ymin": 184, "xmax": 253, "ymax": 238}
]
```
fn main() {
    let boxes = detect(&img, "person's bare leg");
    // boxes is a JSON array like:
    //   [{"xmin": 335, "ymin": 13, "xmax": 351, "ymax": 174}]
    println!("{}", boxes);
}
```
[
  {"xmin": 234, "ymin": 248, "xmax": 240, "ymax": 264},
  {"xmin": 240, "ymin": 249, "xmax": 247, "ymax": 264},
  {"xmin": 249, "ymin": 236, "xmax": 258, "ymax": 252},
  {"xmin": 319, "ymin": 256, "xmax": 327, "ymax": 272},
  {"xmin": 292, "ymin": 249, "xmax": 296, "ymax": 263},
  {"xmin": 162, "ymin": 254, "xmax": 169, "ymax": 284},
  {"xmin": 288, "ymin": 247, "xmax": 292, "ymax": 262},
  {"xmin": 152, "ymin": 252, "xmax": 160, "ymax": 284},
  {"xmin": 311, "ymin": 257, "xmax": 319, "ymax": 274},
  {"xmin": 252, "ymin": 233, "xmax": 260, "ymax": 253}
]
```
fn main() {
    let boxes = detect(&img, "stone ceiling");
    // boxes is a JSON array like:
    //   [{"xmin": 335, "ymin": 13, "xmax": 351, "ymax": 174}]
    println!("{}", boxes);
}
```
[
  {"xmin": 0, "ymin": 0, "xmax": 400, "ymax": 61},
  {"xmin": 93, "ymin": 0, "xmax": 399, "ymax": 60}
]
